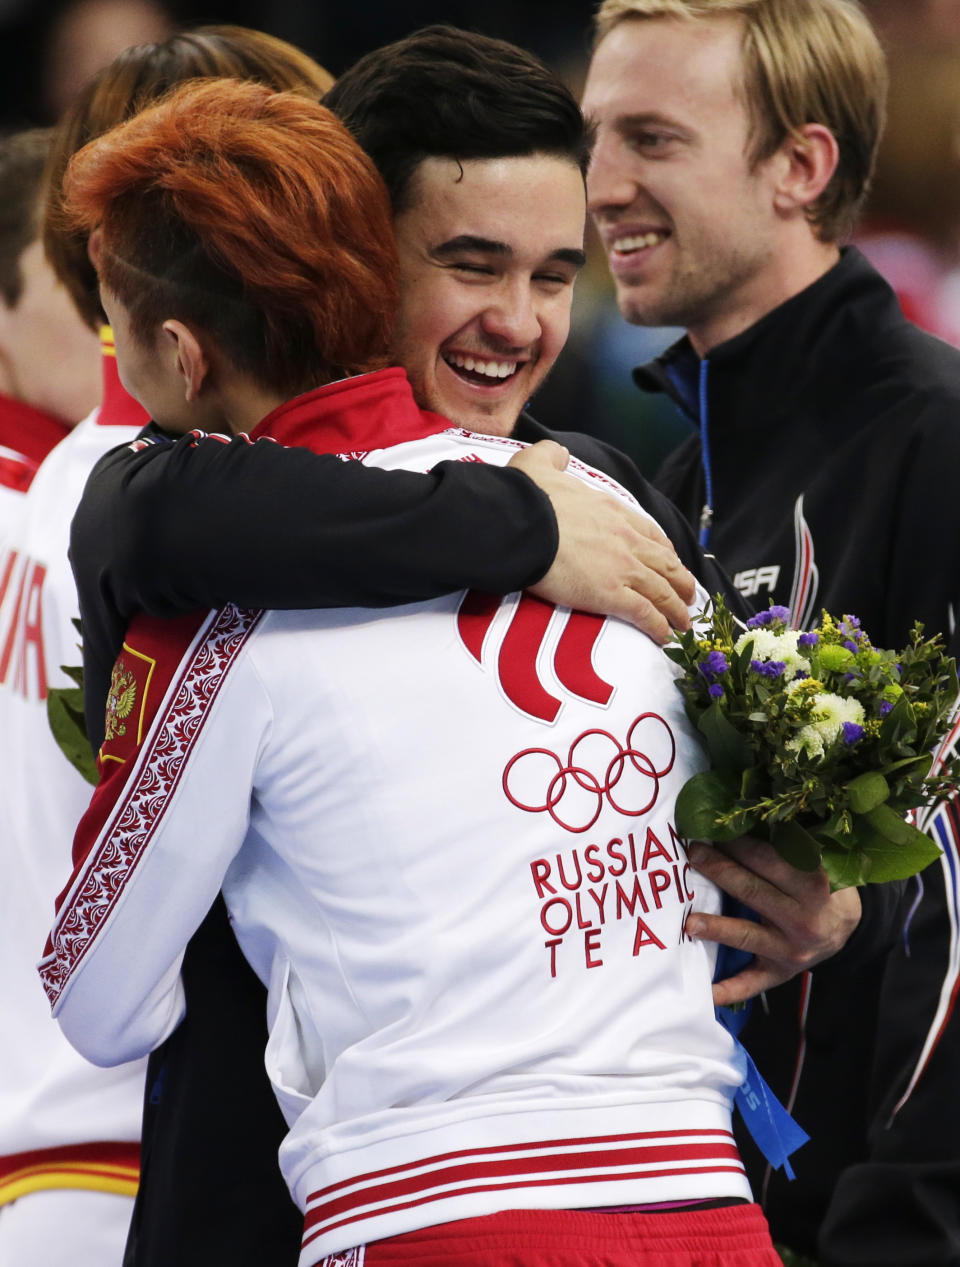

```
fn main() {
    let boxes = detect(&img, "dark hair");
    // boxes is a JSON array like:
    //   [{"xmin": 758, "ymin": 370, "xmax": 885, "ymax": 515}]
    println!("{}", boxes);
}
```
[
  {"xmin": 0, "ymin": 128, "xmax": 51, "ymax": 306},
  {"xmin": 67, "ymin": 79, "xmax": 398, "ymax": 398},
  {"xmin": 324, "ymin": 25, "xmax": 591, "ymax": 214},
  {"xmin": 44, "ymin": 24, "xmax": 334, "ymax": 331}
]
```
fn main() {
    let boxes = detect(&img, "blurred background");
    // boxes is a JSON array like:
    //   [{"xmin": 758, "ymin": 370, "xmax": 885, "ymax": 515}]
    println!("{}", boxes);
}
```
[{"xmin": 3, "ymin": 0, "xmax": 960, "ymax": 474}]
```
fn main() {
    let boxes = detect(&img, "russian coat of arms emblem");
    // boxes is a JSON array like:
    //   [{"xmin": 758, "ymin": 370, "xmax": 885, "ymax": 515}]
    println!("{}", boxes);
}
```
[{"xmin": 103, "ymin": 661, "xmax": 138, "ymax": 743}]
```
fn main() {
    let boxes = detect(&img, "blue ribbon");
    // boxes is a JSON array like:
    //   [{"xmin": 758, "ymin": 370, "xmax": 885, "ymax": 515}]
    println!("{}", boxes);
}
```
[
  {"xmin": 717, "ymin": 1006, "xmax": 809, "ymax": 1179},
  {"xmin": 713, "ymin": 899, "xmax": 809, "ymax": 1178}
]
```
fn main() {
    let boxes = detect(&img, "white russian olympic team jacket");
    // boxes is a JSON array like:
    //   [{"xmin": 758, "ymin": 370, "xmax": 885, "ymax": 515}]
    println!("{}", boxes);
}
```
[
  {"xmin": 0, "ymin": 338, "xmax": 147, "ymax": 1205},
  {"xmin": 41, "ymin": 368, "xmax": 750, "ymax": 1264}
]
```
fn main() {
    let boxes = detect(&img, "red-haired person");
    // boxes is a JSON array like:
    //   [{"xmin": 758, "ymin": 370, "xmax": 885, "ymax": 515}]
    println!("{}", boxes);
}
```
[
  {"xmin": 0, "ymin": 27, "xmax": 335, "ymax": 1267},
  {"xmin": 42, "ymin": 77, "xmax": 783, "ymax": 1267}
]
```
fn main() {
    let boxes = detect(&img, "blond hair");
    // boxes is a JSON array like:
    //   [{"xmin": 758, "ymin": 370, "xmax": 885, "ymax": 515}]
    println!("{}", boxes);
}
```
[{"xmin": 593, "ymin": 0, "xmax": 887, "ymax": 241}]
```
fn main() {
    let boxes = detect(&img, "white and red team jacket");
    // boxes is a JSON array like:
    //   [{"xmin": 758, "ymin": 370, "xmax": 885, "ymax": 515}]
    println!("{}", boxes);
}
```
[
  {"xmin": 42, "ymin": 368, "xmax": 751, "ymax": 1264},
  {"xmin": 0, "ymin": 331, "xmax": 147, "ymax": 1207},
  {"xmin": 0, "ymin": 391, "xmax": 67, "ymax": 545}
]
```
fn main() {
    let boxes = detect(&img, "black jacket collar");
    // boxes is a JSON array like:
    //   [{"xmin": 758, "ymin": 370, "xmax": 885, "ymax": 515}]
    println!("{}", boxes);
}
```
[{"xmin": 633, "ymin": 247, "xmax": 906, "ymax": 432}]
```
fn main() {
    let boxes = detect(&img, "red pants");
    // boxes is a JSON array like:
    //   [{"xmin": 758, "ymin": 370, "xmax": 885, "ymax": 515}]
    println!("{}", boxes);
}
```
[{"xmin": 332, "ymin": 1203, "xmax": 781, "ymax": 1266}]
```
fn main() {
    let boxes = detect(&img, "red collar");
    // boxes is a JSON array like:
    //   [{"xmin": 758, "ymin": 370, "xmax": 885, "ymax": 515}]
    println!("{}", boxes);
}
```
[
  {"xmin": 249, "ymin": 368, "xmax": 450, "ymax": 453},
  {"xmin": 98, "ymin": 326, "xmax": 150, "ymax": 429},
  {"xmin": 0, "ymin": 392, "xmax": 68, "ymax": 475}
]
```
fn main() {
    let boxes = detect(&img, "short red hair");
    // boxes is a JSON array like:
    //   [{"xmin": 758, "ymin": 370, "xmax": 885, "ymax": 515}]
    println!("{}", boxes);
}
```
[{"xmin": 65, "ymin": 77, "xmax": 399, "ymax": 395}]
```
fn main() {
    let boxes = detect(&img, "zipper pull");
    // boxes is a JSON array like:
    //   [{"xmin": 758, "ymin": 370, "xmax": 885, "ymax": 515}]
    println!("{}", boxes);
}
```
[{"xmin": 698, "ymin": 503, "xmax": 714, "ymax": 546}]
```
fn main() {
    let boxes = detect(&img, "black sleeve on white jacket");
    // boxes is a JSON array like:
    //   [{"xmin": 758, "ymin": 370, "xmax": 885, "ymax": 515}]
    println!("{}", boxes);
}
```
[{"xmin": 71, "ymin": 426, "xmax": 558, "ymax": 747}]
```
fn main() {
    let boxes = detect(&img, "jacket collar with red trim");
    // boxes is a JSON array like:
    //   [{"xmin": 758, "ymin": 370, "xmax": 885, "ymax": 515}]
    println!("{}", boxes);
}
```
[
  {"xmin": 98, "ymin": 326, "xmax": 150, "ymax": 430},
  {"xmin": 249, "ymin": 367, "xmax": 451, "ymax": 454},
  {"xmin": 0, "ymin": 391, "xmax": 69, "ymax": 473}
]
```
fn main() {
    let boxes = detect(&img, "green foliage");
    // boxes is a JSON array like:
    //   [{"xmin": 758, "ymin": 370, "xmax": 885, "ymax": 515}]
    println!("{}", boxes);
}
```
[
  {"xmin": 46, "ymin": 618, "xmax": 97, "ymax": 786},
  {"xmin": 668, "ymin": 598, "xmax": 960, "ymax": 889},
  {"xmin": 776, "ymin": 1246, "xmax": 819, "ymax": 1267}
]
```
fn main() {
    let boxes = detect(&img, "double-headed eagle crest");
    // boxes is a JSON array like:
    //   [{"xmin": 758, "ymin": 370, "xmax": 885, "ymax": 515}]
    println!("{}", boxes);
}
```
[{"xmin": 104, "ymin": 661, "xmax": 138, "ymax": 743}]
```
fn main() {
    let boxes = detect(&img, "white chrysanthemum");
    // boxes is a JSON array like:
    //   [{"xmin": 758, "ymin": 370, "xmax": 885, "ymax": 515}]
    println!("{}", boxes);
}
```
[
  {"xmin": 786, "ymin": 725, "xmax": 826, "ymax": 760},
  {"xmin": 785, "ymin": 692, "xmax": 865, "ymax": 760},
  {"xmin": 735, "ymin": 628, "xmax": 811, "ymax": 682}
]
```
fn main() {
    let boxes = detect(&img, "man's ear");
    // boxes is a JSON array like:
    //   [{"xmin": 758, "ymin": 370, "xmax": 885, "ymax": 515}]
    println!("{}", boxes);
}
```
[
  {"xmin": 87, "ymin": 229, "xmax": 103, "ymax": 270},
  {"xmin": 772, "ymin": 123, "xmax": 840, "ymax": 217},
  {"xmin": 162, "ymin": 319, "xmax": 209, "ymax": 402}
]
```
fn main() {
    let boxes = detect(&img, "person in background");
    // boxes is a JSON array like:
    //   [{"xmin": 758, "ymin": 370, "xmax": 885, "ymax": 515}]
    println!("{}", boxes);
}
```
[
  {"xmin": 41, "ymin": 0, "xmax": 173, "ymax": 121},
  {"xmin": 46, "ymin": 72, "xmax": 786, "ymax": 1267},
  {"xmin": 0, "ymin": 123, "xmax": 126, "ymax": 1267},
  {"xmin": 861, "ymin": 0, "xmax": 960, "ymax": 46},
  {"xmin": 2, "ymin": 25, "xmax": 339, "ymax": 1267},
  {"xmin": 582, "ymin": 0, "xmax": 960, "ymax": 1262},
  {"xmin": 0, "ymin": 128, "xmax": 99, "ymax": 534},
  {"xmin": 854, "ymin": 46, "xmax": 960, "ymax": 345}
]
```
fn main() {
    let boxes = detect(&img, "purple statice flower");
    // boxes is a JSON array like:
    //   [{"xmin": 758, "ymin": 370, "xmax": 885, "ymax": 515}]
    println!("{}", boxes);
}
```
[
  {"xmin": 751, "ymin": 659, "xmax": 786, "ymax": 678},
  {"xmin": 844, "ymin": 672, "xmax": 857, "ymax": 683},
  {"xmin": 842, "ymin": 615, "xmax": 862, "ymax": 630},
  {"xmin": 708, "ymin": 683, "xmax": 725, "ymax": 699},
  {"xmin": 747, "ymin": 605, "xmax": 791, "ymax": 629},
  {"xmin": 879, "ymin": 700, "xmax": 894, "ymax": 716},
  {"xmin": 698, "ymin": 650, "xmax": 730, "ymax": 678},
  {"xmin": 843, "ymin": 640, "xmax": 859, "ymax": 654},
  {"xmin": 798, "ymin": 631, "xmax": 819, "ymax": 647},
  {"xmin": 842, "ymin": 721, "xmax": 865, "ymax": 745}
]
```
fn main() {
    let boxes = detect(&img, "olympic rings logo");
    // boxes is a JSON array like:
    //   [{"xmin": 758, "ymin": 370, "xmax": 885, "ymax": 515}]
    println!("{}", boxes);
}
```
[{"xmin": 502, "ymin": 712, "xmax": 676, "ymax": 834}]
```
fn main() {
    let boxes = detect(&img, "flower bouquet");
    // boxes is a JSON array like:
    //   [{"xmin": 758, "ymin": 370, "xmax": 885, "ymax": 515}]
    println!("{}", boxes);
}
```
[{"xmin": 665, "ymin": 599, "xmax": 960, "ymax": 888}]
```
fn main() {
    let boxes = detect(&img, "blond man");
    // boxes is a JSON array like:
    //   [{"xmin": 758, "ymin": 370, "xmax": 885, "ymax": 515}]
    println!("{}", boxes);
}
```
[{"xmin": 584, "ymin": 2, "xmax": 960, "ymax": 1264}]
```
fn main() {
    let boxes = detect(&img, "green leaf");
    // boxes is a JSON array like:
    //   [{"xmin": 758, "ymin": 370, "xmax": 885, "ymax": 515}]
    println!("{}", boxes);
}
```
[
  {"xmin": 881, "ymin": 753, "xmax": 932, "ymax": 780},
  {"xmin": 740, "ymin": 765, "xmax": 765, "ymax": 799},
  {"xmin": 879, "ymin": 693, "xmax": 917, "ymax": 746},
  {"xmin": 858, "ymin": 804, "xmax": 943, "ymax": 881},
  {"xmin": 47, "ymin": 686, "xmax": 97, "ymax": 786},
  {"xmin": 820, "ymin": 844, "xmax": 871, "ymax": 891},
  {"xmin": 683, "ymin": 697, "xmax": 704, "ymax": 731},
  {"xmin": 59, "ymin": 662, "xmax": 85, "ymax": 689},
  {"xmin": 697, "ymin": 700, "xmax": 754, "ymax": 772},
  {"xmin": 864, "ymin": 803, "xmax": 926, "ymax": 847},
  {"xmin": 769, "ymin": 819, "xmax": 822, "ymax": 872},
  {"xmin": 845, "ymin": 771, "xmax": 890, "ymax": 814},
  {"xmin": 674, "ymin": 770, "xmax": 742, "ymax": 842}
]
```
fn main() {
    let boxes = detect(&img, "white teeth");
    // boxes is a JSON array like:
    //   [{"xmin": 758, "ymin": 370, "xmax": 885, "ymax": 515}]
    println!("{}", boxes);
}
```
[
  {"xmin": 446, "ymin": 353, "xmax": 517, "ymax": 380},
  {"xmin": 612, "ymin": 231, "xmax": 666, "ymax": 253}
]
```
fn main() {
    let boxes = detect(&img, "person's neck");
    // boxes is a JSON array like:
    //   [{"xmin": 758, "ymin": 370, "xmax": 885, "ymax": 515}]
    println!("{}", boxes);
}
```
[
  {"xmin": 214, "ymin": 378, "xmax": 289, "ymax": 436},
  {"xmin": 688, "ymin": 236, "xmax": 841, "ymax": 358}
]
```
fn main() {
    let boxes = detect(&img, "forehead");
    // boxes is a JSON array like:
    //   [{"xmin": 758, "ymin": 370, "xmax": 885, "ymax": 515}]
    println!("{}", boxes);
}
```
[
  {"xmin": 399, "ymin": 154, "xmax": 586, "ymax": 255},
  {"xmin": 583, "ymin": 14, "xmax": 748, "ymax": 131}
]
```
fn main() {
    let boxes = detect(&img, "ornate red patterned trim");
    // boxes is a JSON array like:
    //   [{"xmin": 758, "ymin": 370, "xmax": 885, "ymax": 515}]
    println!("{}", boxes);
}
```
[{"xmin": 40, "ymin": 603, "xmax": 264, "ymax": 1006}]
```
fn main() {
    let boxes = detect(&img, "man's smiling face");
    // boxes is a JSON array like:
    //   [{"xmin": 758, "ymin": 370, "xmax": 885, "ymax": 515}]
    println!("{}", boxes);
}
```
[
  {"xmin": 583, "ymin": 14, "xmax": 786, "ymax": 354},
  {"xmin": 390, "ymin": 153, "xmax": 586, "ymax": 435}
]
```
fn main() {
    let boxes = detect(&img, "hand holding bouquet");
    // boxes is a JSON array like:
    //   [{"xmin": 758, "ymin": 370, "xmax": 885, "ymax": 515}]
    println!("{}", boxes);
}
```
[{"xmin": 666, "ymin": 599, "xmax": 960, "ymax": 888}]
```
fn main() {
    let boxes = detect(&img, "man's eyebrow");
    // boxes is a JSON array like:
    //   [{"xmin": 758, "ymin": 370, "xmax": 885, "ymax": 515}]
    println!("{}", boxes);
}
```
[
  {"xmin": 430, "ymin": 235, "xmax": 586, "ymax": 270},
  {"xmin": 552, "ymin": 248, "xmax": 587, "ymax": 271},
  {"xmin": 612, "ymin": 111, "xmax": 691, "ymax": 138},
  {"xmin": 430, "ymin": 235, "xmax": 511, "ymax": 259}
]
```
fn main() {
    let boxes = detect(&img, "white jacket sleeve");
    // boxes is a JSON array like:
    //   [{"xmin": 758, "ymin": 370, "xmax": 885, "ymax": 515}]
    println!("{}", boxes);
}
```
[{"xmin": 39, "ymin": 605, "xmax": 271, "ymax": 1067}]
